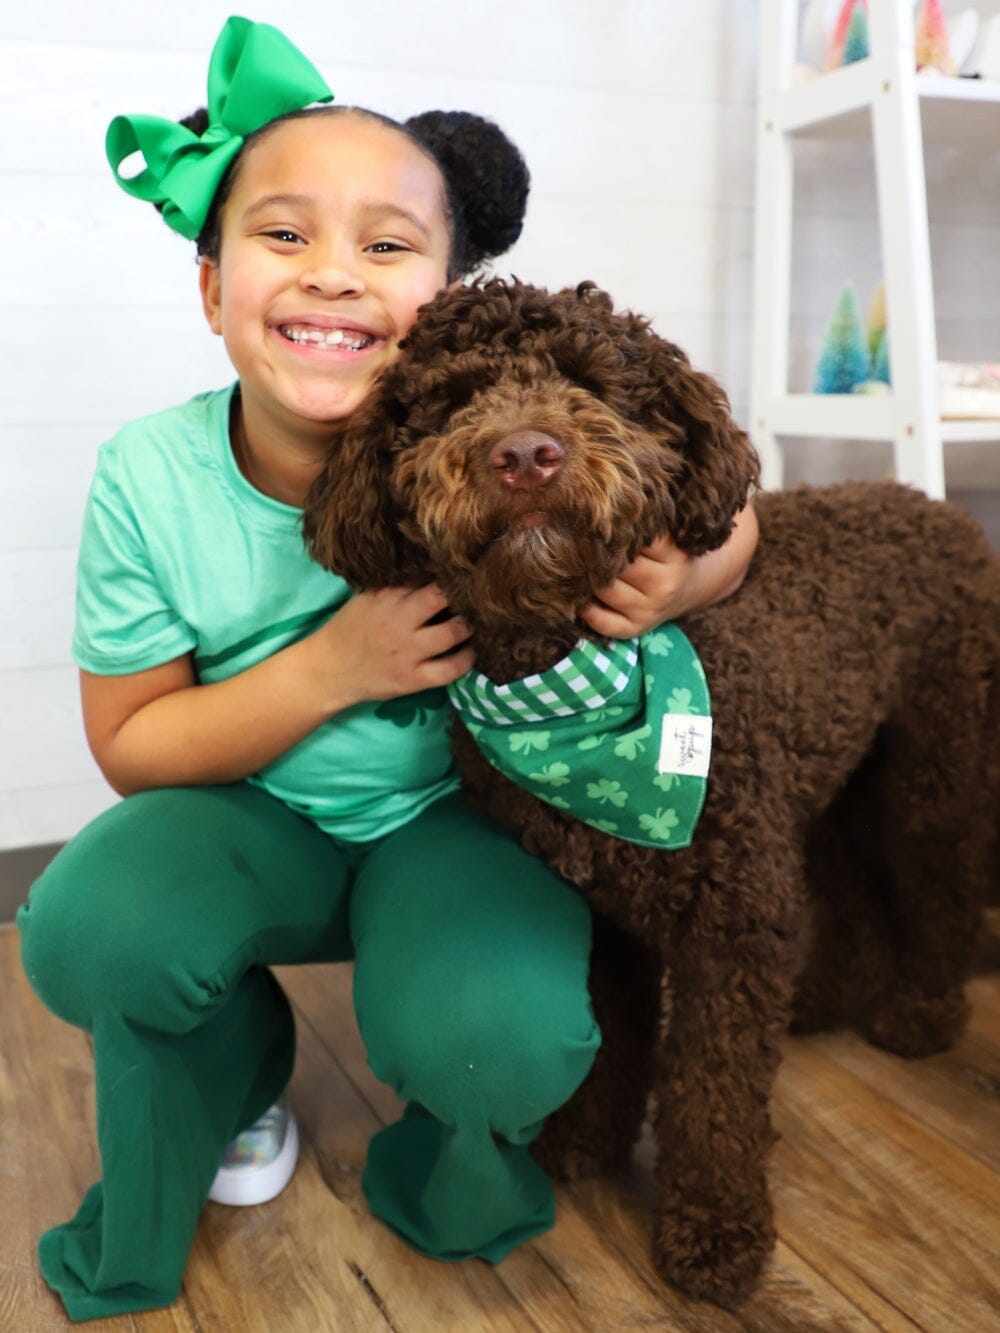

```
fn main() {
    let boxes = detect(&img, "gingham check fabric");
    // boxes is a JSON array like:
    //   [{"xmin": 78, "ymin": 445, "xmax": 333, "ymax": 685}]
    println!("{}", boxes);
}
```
[
  {"xmin": 448, "ymin": 638, "xmax": 640, "ymax": 726},
  {"xmin": 448, "ymin": 627, "xmax": 711, "ymax": 850}
]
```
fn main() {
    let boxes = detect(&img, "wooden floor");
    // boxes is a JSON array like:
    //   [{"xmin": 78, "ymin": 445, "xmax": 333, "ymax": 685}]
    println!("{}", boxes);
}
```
[{"xmin": 3, "ymin": 923, "xmax": 1000, "ymax": 1333}]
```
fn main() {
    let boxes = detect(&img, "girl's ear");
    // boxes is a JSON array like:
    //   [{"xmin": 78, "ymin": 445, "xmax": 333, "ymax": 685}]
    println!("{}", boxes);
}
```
[
  {"xmin": 199, "ymin": 259, "xmax": 223, "ymax": 335},
  {"xmin": 302, "ymin": 394, "xmax": 411, "ymax": 588}
]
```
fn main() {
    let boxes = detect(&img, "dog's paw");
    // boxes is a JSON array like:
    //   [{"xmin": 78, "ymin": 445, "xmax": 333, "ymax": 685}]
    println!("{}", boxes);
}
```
[
  {"xmin": 862, "ymin": 987, "xmax": 969, "ymax": 1059},
  {"xmin": 654, "ymin": 1203, "xmax": 774, "ymax": 1309}
]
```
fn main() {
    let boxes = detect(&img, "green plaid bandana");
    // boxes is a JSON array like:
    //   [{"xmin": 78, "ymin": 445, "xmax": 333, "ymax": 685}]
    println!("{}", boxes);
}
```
[{"xmin": 448, "ymin": 626, "xmax": 711, "ymax": 848}]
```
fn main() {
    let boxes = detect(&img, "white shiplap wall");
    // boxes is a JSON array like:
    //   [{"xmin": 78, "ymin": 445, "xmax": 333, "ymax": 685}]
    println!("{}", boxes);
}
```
[{"xmin": 0, "ymin": 0, "xmax": 759, "ymax": 849}]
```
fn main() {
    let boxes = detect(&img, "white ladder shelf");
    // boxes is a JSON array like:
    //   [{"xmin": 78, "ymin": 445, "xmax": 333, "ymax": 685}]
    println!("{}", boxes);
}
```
[{"xmin": 750, "ymin": 0, "xmax": 1000, "ymax": 498}]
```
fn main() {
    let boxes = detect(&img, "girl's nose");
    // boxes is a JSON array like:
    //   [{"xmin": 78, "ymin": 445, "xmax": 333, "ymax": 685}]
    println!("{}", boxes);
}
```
[{"xmin": 298, "ymin": 247, "xmax": 365, "ymax": 299}]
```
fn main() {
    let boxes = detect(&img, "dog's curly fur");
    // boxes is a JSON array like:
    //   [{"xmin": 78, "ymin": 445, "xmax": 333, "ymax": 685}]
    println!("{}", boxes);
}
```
[{"xmin": 304, "ymin": 279, "xmax": 1000, "ymax": 1308}]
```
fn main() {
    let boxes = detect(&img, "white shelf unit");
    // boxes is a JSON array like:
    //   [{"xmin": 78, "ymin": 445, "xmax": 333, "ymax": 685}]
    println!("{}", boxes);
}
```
[{"xmin": 750, "ymin": 0, "xmax": 1000, "ymax": 498}]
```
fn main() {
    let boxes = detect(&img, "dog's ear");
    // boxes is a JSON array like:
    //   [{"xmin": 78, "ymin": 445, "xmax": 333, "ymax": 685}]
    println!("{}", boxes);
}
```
[
  {"xmin": 517, "ymin": 284, "xmax": 760, "ymax": 554},
  {"xmin": 637, "ymin": 339, "xmax": 761, "ymax": 554},
  {"xmin": 302, "ymin": 389, "xmax": 423, "ymax": 589}
]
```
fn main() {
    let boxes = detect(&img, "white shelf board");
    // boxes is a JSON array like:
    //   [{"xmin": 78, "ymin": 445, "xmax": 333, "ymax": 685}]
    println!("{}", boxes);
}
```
[
  {"xmin": 764, "ymin": 393, "xmax": 900, "ymax": 439},
  {"xmin": 774, "ymin": 60, "xmax": 878, "ymax": 132},
  {"xmin": 777, "ymin": 64, "xmax": 1000, "ymax": 145},
  {"xmin": 763, "ymin": 394, "xmax": 1000, "ymax": 443},
  {"xmin": 940, "ymin": 419, "xmax": 1000, "ymax": 443}
]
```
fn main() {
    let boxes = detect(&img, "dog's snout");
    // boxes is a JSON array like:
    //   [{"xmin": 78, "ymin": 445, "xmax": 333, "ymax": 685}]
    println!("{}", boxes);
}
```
[{"xmin": 489, "ymin": 431, "xmax": 565, "ymax": 489}]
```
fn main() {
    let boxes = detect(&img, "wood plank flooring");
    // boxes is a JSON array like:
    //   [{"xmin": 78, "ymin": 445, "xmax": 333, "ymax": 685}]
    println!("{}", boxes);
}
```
[{"xmin": 3, "ymin": 921, "xmax": 999, "ymax": 1332}]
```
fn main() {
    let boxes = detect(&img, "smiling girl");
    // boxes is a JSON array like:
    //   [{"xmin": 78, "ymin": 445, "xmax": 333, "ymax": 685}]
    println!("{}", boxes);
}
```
[{"xmin": 18, "ymin": 18, "xmax": 756, "ymax": 1322}]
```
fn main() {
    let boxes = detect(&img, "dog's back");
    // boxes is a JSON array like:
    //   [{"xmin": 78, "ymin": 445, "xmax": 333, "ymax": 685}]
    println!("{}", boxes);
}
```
[{"xmin": 679, "ymin": 481, "xmax": 1000, "ymax": 827}]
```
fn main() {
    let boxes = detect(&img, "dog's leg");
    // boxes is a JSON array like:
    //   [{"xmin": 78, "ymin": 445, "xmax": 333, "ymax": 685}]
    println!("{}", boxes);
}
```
[
  {"xmin": 531, "ymin": 916, "xmax": 660, "ymax": 1181},
  {"xmin": 857, "ymin": 841, "xmax": 983, "ymax": 1058},
  {"xmin": 650, "ymin": 849, "xmax": 799, "ymax": 1309},
  {"xmin": 857, "ymin": 649, "xmax": 997, "ymax": 1058},
  {"xmin": 792, "ymin": 747, "xmax": 893, "ymax": 1035}
]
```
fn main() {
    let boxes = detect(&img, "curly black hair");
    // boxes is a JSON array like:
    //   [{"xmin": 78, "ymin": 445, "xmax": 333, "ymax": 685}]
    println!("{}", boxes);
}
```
[{"xmin": 168, "ymin": 104, "xmax": 529, "ymax": 281}]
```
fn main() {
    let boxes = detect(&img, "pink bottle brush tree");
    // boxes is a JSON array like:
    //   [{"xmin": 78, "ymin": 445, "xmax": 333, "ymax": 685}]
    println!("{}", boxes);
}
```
[{"xmin": 915, "ymin": 0, "xmax": 958, "ymax": 75}]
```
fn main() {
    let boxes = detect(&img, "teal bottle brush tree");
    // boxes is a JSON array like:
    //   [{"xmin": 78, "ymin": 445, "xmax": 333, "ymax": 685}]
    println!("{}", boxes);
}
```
[{"xmin": 813, "ymin": 284, "xmax": 871, "ymax": 393}]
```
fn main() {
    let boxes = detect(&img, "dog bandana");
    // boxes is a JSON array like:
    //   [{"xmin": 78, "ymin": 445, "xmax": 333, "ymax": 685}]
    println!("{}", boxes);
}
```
[{"xmin": 448, "ymin": 627, "xmax": 711, "ymax": 848}]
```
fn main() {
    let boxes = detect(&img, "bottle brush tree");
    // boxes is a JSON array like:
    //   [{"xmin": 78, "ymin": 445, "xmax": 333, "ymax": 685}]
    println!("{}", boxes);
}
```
[
  {"xmin": 872, "ymin": 329, "xmax": 891, "ymax": 385},
  {"xmin": 826, "ymin": 0, "xmax": 869, "ymax": 69},
  {"xmin": 842, "ymin": 4, "xmax": 870, "ymax": 65},
  {"xmin": 866, "ymin": 280, "xmax": 887, "ymax": 364},
  {"xmin": 915, "ymin": 0, "xmax": 957, "ymax": 75},
  {"xmin": 814, "ymin": 285, "xmax": 871, "ymax": 393}
]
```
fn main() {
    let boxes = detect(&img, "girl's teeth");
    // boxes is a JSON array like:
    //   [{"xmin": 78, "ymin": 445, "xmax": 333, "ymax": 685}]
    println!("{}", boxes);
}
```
[{"xmin": 282, "ymin": 326, "xmax": 373, "ymax": 350}]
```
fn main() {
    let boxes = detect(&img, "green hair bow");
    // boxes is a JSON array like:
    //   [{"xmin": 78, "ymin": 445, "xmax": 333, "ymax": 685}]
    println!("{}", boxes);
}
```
[{"xmin": 106, "ymin": 15, "xmax": 334, "ymax": 240}]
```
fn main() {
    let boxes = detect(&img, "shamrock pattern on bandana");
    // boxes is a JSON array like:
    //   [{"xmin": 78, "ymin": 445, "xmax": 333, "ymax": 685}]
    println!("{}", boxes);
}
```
[{"xmin": 448, "ymin": 627, "xmax": 711, "ymax": 849}]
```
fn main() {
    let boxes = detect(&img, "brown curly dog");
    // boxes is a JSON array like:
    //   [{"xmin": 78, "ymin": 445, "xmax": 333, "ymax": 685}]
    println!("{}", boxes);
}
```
[{"xmin": 303, "ymin": 279, "xmax": 1000, "ymax": 1308}]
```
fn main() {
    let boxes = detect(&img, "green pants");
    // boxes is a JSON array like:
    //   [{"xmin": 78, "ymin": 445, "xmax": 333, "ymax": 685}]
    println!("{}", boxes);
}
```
[{"xmin": 17, "ymin": 785, "xmax": 598, "ymax": 1322}]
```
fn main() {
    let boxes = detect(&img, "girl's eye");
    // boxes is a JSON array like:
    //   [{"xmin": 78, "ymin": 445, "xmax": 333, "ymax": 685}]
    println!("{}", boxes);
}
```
[
  {"xmin": 263, "ymin": 229, "xmax": 304, "ymax": 245},
  {"xmin": 367, "ymin": 241, "xmax": 410, "ymax": 255}
]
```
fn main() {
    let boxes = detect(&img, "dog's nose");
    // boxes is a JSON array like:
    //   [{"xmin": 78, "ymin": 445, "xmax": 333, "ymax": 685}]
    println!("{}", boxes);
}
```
[{"xmin": 489, "ymin": 431, "xmax": 564, "ymax": 489}]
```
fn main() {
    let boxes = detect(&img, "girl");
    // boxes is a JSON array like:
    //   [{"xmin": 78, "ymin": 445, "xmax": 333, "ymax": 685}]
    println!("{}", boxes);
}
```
[{"xmin": 18, "ymin": 18, "xmax": 758, "ymax": 1323}]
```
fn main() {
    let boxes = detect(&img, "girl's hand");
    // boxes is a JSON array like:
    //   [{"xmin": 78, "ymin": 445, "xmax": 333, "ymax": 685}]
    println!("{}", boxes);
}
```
[
  {"xmin": 312, "ymin": 583, "xmax": 474, "ymax": 707},
  {"xmin": 581, "ymin": 503, "xmax": 759, "ymax": 639},
  {"xmin": 581, "ymin": 536, "xmax": 695, "ymax": 639}
]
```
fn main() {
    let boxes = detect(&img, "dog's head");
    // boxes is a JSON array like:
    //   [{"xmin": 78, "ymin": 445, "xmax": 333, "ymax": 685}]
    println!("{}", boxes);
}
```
[{"xmin": 304, "ymin": 279, "xmax": 759, "ymax": 631}]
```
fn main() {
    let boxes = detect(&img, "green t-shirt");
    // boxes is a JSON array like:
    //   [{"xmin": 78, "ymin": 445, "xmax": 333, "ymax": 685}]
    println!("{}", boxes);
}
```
[{"xmin": 73, "ymin": 384, "xmax": 457, "ymax": 844}]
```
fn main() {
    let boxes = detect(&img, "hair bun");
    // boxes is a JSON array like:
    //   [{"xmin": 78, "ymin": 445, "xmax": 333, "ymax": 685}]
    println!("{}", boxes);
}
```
[
  {"xmin": 178, "ymin": 106, "xmax": 210, "ymax": 136},
  {"xmin": 405, "ymin": 110, "xmax": 530, "ymax": 273}
]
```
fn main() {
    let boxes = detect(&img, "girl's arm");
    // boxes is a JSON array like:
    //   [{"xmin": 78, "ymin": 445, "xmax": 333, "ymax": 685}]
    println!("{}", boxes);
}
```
[
  {"xmin": 580, "ymin": 501, "xmax": 759, "ymax": 639},
  {"xmin": 82, "ymin": 584, "xmax": 473, "ymax": 797}
]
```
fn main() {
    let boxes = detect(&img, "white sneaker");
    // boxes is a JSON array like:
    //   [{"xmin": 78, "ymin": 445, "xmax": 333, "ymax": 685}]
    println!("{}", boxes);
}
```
[{"xmin": 208, "ymin": 1101, "xmax": 300, "ymax": 1206}]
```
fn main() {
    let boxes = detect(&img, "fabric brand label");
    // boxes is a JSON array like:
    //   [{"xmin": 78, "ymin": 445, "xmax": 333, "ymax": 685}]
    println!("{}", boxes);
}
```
[{"xmin": 658, "ymin": 713, "xmax": 713, "ymax": 779}]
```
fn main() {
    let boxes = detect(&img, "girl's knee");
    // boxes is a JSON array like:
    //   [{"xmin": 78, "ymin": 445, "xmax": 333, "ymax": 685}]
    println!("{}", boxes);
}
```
[
  {"xmin": 19, "ymin": 866, "xmax": 212, "ymax": 1036},
  {"xmin": 18, "ymin": 794, "xmax": 250, "ymax": 1035},
  {"xmin": 19, "ymin": 840, "xmax": 108, "ymax": 1028},
  {"xmin": 357, "ymin": 966, "xmax": 600, "ymax": 1136}
]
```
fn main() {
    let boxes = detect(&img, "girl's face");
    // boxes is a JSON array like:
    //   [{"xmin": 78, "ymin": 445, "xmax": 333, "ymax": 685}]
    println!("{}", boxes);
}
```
[{"xmin": 199, "ymin": 113, "xmax": 452, "ymax": 450}]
